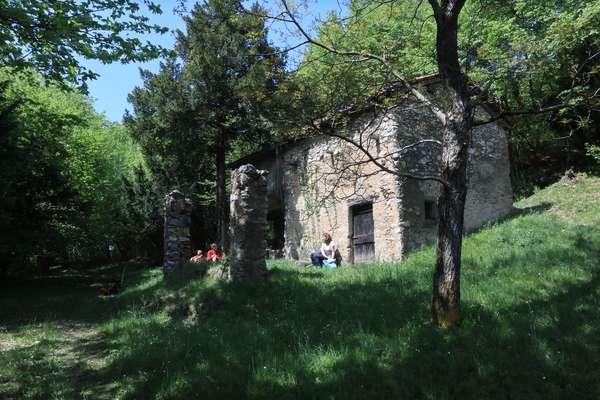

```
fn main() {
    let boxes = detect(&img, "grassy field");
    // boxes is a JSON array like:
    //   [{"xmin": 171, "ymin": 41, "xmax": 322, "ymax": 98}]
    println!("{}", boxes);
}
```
[{"xmin": 1, "ymin": 174, "xmax": 600, "ymax": 399}]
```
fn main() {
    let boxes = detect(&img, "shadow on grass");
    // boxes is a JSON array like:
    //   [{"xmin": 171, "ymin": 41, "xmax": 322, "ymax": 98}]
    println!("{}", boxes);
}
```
[
  {"xmin": 0, "ymin": 262, "xmax": 163, "ymax": 328},
  {"xmin": 306, "ymin": 270, "xmax": 600, "ymax": 400},
  {"xmin": 463, "ymin": 202, "xmax": 554, "ymax": 237},
  {"xmin": 0, "ymin": 324, "xmax": 120, "ymax": 399},
  {"xmin": 512, "ymin": 201, "xmax": 554, "ymax": 216},
  {"xmin": 88, "ymin": 216, "xmax": 600, "ymax": 399},
  {"xmin": 2, "ymin": 210, "xmax": 600, "ymax": 399}
]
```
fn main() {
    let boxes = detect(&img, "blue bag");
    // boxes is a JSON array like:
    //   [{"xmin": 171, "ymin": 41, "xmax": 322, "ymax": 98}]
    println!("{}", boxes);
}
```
[{"xmin": 323, "ymin": 259, "xmax": 337, "ymax": 269}]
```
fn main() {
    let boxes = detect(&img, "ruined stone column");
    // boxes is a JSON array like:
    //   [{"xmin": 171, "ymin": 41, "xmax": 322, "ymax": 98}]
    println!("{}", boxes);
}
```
[
  {"xmin": 163, "ymin": 190, "xmax": 192, "ymax": 274},
  {"xmin": 229, "ymin": 164, "xmax": 269, "ymax": 281}
]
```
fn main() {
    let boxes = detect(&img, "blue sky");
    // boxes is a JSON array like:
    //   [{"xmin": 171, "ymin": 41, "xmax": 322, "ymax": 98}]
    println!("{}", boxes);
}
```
[{"xmin": 84, "ymin": 0, "xmax": 345, "ymax": 122}]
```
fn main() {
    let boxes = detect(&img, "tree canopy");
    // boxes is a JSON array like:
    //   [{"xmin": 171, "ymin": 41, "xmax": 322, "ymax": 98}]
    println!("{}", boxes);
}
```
[
  {"xmin": 0, "ymin": 0, "xmax": 168, "ymax": 86},
  {"xmin": 0, "ymin": 70, "xmax": 145, "ymax": 275},
  {"xmin": 126, "ymin": 0, "xmax": 286, "ymax": 248}
]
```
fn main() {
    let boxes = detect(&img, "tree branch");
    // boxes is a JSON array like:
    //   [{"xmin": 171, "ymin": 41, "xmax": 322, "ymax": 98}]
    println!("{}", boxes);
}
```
[
  {"xmin": 309, "ymin": 119, "xmax": 449, "ymax": 187},
  {"xmin": 279, "ymin": 0, "xmax": 448, "ymax": 125}
]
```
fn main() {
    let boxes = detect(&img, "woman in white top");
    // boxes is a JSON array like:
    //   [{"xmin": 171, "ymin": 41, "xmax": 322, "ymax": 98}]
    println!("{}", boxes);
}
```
[{"xmin": 320, "ymin": 232, "xmax": 336, "ymax": 262}]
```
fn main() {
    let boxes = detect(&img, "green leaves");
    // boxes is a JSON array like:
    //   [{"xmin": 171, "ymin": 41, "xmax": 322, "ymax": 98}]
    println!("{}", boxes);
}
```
[
  {"xmin": 0, "ymin": 0, "xmax": 169, "ymax": 87},
  {"xmin": 126, "ymin": 0, "xmax": 286, "ymax": 190},
  {"xmin": 293, "ymin": 0, "xmax": 438, "ymax": 122},
  {"xmin": 0, "ymin": 69, "xmax": 145, "ymax": 269}
]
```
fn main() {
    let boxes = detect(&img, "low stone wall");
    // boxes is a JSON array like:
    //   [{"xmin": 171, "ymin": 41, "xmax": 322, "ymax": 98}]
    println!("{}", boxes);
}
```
[
  {"xmin": 229, "ymin": 164, "xmax": 269, "ymax": 281},
  {"xmin": 163, "ymin": 190, "xmax": 192, "ymax": 273}
]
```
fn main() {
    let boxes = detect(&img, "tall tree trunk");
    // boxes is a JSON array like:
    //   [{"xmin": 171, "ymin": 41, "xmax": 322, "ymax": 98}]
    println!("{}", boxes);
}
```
[
  {"xmin": 432, "ymin": 117, "xmax": 471, "ymax": 327},
  {"xmin": 216, "ymin": 132, "xmax": 229, "ymax": 251},
  {"xmin": 430, "ymin": 1, "xmax": 473, "ymax": 327}
]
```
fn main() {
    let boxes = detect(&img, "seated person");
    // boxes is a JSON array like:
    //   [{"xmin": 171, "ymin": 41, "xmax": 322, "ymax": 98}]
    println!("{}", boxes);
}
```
[
  {"xmin": 190, "ymin": 250, "xmax": 204, "ymax": 263},
  {"xmin": 310, "ymin": 233, "xmax": 336, "ymax": 267},
  {"xmin": 206, "ymin": 243, "xmax": 224, "ymax": 263},
  {"xmin": 100, "ymin": 279, "xmax": 121, "ymax": 295}
]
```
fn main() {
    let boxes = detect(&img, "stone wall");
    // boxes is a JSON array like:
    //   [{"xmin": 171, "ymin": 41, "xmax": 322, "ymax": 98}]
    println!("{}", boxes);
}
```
[
  {"xmin": 231, "ymin": 90, "xmax": 513, "ymax": 265},
  {"xmin": 163, "ymin": 190, "xmax": 193, "ymax": 273},
  {"xmin": 278, "ymin": 115, "xmax": 405, "ymax": 264},
  {"xmin": 229, "ymin": 164, "xmax": 269, "ymax": 281},
  {"xmin": 394, "ymin": 103, "xmax": 513, "ymax": 252}
]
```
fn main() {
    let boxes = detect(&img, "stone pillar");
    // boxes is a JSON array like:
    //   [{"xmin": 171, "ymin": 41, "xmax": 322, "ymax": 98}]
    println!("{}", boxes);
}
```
[
  {"xmin": 229, "ymin": 164, "xmax": 269, "ymax": 281},
  {"xmin": 163, "ymin": 190, "xmax": 192, "ymax": 274}
]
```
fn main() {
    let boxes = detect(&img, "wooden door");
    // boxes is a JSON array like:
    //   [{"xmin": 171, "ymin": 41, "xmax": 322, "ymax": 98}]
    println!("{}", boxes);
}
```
[{"xmin": 352, "ymin": 203, "xmax": 375, "ymax": 264}]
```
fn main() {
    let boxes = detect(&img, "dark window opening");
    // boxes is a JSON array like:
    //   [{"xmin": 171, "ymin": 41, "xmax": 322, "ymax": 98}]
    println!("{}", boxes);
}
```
[
  {"xmin": 352, "ymin": 202, "xmax": 373, "ymax": 215},
  {"xmin": 424, "ymin": 200, "xmax": 438, "ymax": 221},
  {"xmin": 266, "ymin": 209, "xmax": 285, "ymax": 250}
]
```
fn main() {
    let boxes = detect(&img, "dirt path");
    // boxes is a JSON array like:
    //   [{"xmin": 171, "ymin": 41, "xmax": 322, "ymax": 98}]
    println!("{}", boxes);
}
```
[
  {"xmin": 1, "ymin": 320, "xmax": 119, "ymax": 399},
  {"xmin": 54, "ymin": 322, "xmax": 119, "ymax": 399},
  {"xmin": 0, "ymin": 263, "xmax": 148, "ymax": 399}
]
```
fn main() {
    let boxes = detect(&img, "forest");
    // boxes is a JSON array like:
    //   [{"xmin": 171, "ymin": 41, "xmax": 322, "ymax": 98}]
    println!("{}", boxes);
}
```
[{"xmin": 1, "ymin": 0, "xmax": 599, "ymax": 398}]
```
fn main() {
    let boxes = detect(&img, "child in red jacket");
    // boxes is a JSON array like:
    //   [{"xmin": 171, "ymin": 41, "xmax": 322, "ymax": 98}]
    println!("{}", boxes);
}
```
[{"xmin": 206, "ymin": 243, "xmax": 224, "ymax": 263}]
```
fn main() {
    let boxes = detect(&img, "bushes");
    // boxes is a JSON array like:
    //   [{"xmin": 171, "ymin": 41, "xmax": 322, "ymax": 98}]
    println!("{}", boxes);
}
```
[{"xmin": 0, "ymin": 71, "xmax": 147, "ymax": 275}]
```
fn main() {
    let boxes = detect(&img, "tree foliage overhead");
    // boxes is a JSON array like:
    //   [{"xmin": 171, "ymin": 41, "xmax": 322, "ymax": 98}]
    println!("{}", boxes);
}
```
[
  {"xmin": 0, "ymin": 0, "xmax": 168, "ymax": 86},
  {"xmin": 176, "ymin": 0, "xmax": 286, "ymax": 142},
  {"xmin": 297, "ymin": 0, "xmax": 599, "ymax": 106},
  {"xmin": 296, "ymin": 0, "xmax": 436, "ymax": 107},
  {"xmin": 126, "ymin": 58, "xmax": 202, "ymax": 190},
  {"xmin": 294, "ymin": 0, "xmax": 600, "ymax": 194},
  {"xmin": 461, "ymin": 0, "xmax": 600, "ymax": 192}
]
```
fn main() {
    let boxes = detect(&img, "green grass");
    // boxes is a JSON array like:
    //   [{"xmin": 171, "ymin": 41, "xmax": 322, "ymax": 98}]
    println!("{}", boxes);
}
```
[{"xmin": 2, "ymin": 174, "xmax": 600, "ymax": 399}]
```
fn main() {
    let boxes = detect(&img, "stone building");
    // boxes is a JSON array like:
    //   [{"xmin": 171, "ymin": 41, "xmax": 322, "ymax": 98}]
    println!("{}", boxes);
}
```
[{"xmin": 231, "ymin": 76, "xmax": 513, "ymax": 265}]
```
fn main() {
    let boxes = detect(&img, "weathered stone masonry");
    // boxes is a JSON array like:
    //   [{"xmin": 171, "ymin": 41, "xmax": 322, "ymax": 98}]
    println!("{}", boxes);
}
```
[
  {"xmin": 231, "ymin": 85, "xmax": 513, "ymax": 265},
  {"xmin": 163, "ymin": 190, "xmax": 193, "ymax": 273},
  {"xmin": 229, "ymin": 164, "xmax": 269, "ymax": 281}
]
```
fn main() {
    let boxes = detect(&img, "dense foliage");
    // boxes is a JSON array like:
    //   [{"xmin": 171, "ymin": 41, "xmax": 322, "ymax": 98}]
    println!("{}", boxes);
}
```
[
  {"xmin": 0, "ymin": 71, "xmax": 145, "ymax": 275},
  {"xmin": 295, "ymin": 0, "xmax": 600, "ymax": 195},
  {"xmin": 0, "ymin": 0, "xmax": 168, "ymax": 86},
  {"xmin": 125, "ymin": 0, "xmax": 286, "ymax": 249},
  {"xmin": 463, "ymin": 0, "xmax": 600, "ymax": 194}
]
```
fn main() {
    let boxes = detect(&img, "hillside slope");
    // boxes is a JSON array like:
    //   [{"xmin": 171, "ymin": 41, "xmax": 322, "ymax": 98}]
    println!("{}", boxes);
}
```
[{"xmin": 1, "ymin": 175, "xmax": 599, "ymax": 399}]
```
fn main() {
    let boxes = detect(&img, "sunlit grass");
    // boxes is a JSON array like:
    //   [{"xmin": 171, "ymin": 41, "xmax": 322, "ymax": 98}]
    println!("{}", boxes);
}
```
[{"xmin": 1, "ymin": 175, "xmax": 600, "ymax": 399}]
